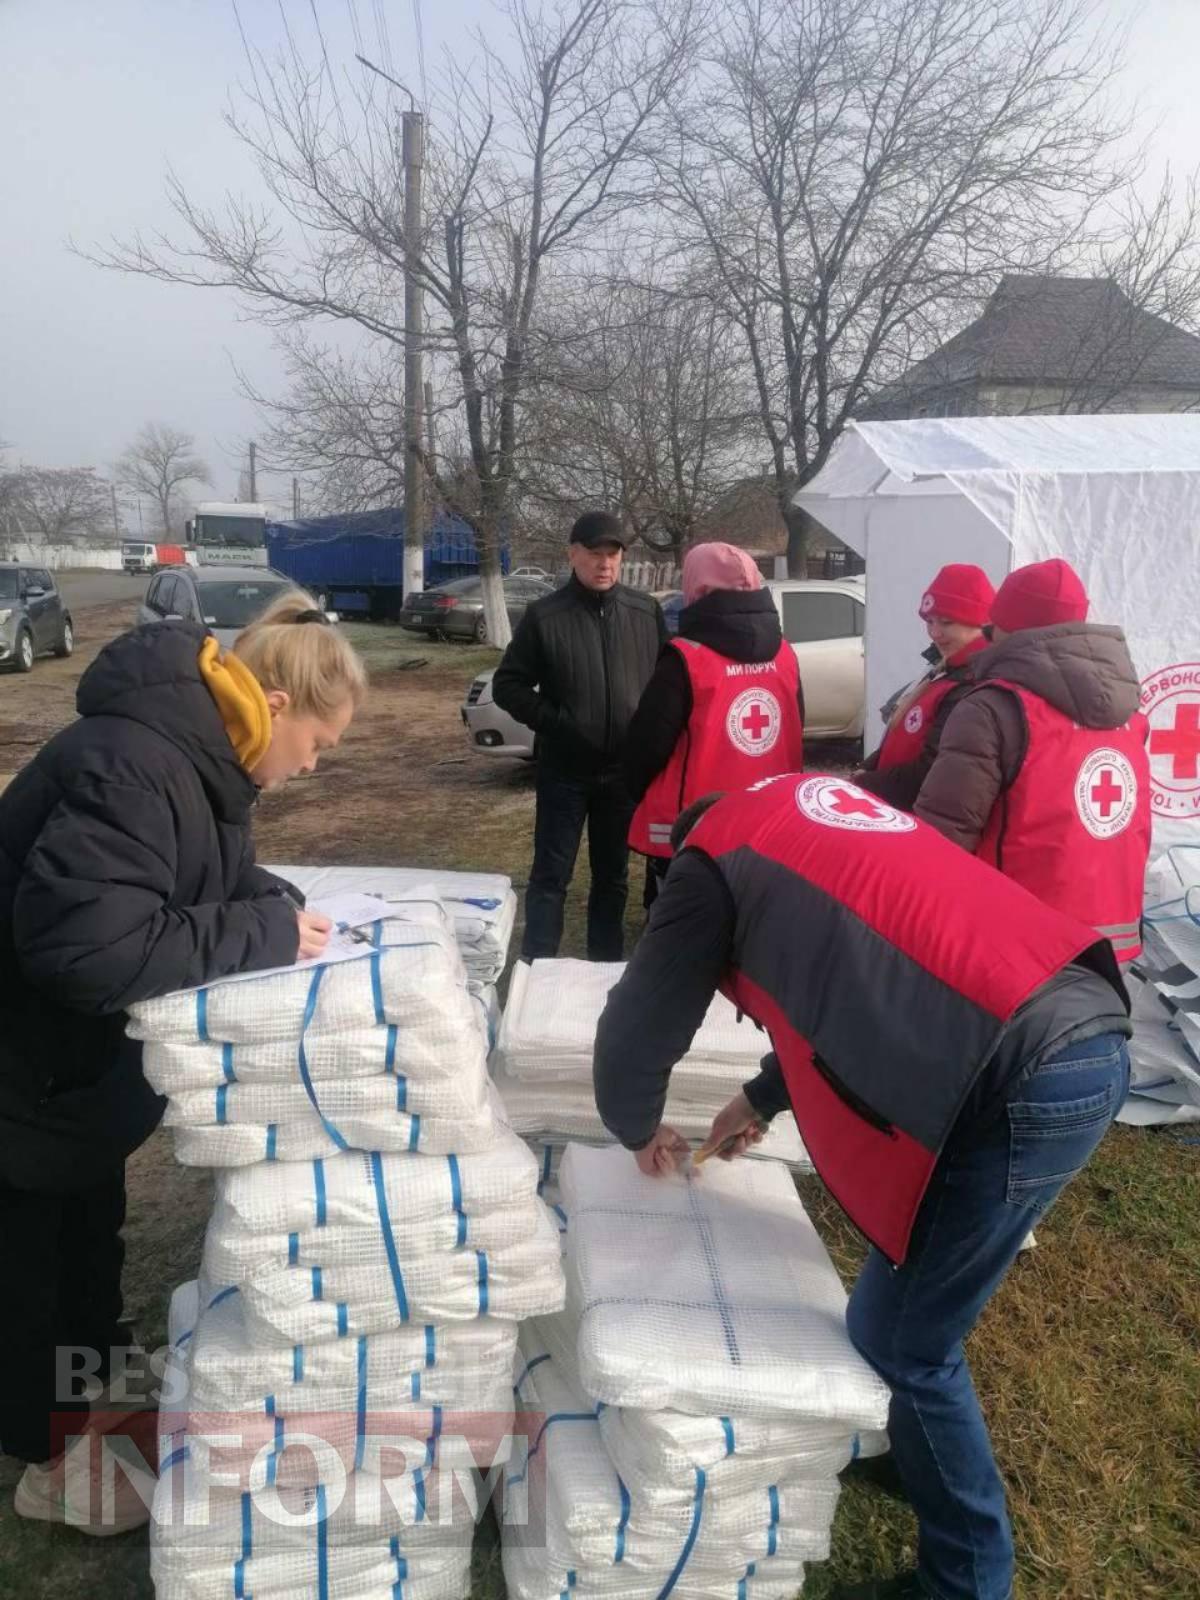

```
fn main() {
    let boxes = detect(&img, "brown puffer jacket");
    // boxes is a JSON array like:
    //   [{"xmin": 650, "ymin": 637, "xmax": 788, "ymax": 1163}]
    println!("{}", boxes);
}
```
[{"xmin": 913, "ymin": 623, "xmax": 1141, "ymax": 853}]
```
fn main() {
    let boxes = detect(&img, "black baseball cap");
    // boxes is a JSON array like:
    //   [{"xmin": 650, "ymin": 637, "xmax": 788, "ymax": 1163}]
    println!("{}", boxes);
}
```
[{"xmin": 569, "ymin": 511, "xmax": 629, "ymax": 550}]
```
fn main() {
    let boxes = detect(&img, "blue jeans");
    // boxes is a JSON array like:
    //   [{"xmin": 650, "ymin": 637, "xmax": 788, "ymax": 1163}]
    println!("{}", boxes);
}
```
[{"xmin": 846, "ymin": 1032, "xmax": 1130, "ymax": 1600}]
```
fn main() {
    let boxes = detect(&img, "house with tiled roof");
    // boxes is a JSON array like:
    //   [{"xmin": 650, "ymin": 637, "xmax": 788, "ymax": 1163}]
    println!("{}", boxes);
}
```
[{"xmin": 867, "ymin": 274, "xmax": 1200, "ymax": 419}]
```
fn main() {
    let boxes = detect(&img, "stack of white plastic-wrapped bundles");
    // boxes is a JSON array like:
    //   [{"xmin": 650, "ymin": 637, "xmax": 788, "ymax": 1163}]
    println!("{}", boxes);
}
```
[
  {"xmin": 492, "ymin": 960, "xmax": 811, "ymax": 1199},
  {"xmin": 269, "ymin": 863, "xmax": 518, "ymax": 1002},
  {"xmin": 501, "ymin": 1145, "xmax": 890, "ymax": 1600},
  {"xmin": 1122, "ymin": 847, "xmax": 1200, "ymax": 1126},
  {"xmin": 129, "ymin": 894, "xmax": 564, "ymax": 1600}
]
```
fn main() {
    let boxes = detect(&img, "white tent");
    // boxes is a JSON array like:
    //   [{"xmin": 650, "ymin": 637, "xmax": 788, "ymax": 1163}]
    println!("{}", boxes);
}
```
[{"xmin": 795, "ymin": 414, "xmax": 1200, "ymax": 851}]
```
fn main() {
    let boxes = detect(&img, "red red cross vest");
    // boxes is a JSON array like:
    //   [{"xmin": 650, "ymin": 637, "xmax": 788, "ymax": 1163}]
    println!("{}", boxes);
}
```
[
  {"xmin": 629, "ymin": 639, "xmax": 803, "ymax": 857},
  {"xmin": 687, "ymin": 775, "xmax": 1116, "ymax": 1263},
  {"xmin": 876, "ymin": 637, "xmax": 988, "ymax": 771},
  {"xmin": 977, "ymin": 683, "xmax": 1152, "ymax": 964}
]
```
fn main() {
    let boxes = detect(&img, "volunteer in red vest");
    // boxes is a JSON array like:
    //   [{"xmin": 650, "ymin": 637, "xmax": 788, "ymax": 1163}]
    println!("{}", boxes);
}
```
[
  {"xmin": 915, "ymin": 557, "xmax": 1151, "ymax": 965},
  {"xmin": 594, "ymin": 776, "xmax": 1131, "ymax": 1600},
  {"xmin": 626, "ymin": 541, "xmax": 804, "ymax": 892},
  {"xmin": 855, "ymin": 563, "xmax": 994, "ymax": 812}
]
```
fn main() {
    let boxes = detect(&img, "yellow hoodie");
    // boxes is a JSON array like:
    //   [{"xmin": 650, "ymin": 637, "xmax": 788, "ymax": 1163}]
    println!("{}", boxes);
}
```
[{"xmin": 197, "ymin": 637, "xmax": 273, "ymax": 772}]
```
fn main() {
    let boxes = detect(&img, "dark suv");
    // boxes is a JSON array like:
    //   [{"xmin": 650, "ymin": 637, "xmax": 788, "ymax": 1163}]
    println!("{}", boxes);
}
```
[{"xmin": 0, "ymin": 564, "xmax": 74, "ymax": 673}]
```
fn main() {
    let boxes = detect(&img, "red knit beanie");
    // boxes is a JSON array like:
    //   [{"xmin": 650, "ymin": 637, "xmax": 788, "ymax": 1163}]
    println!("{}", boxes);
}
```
[
  {"xmin": 918, "ymin": 564, "xmax": 995, "ymax": 627},
  {"xmin": 991, "ymin": 558, "xmax": 1089, "ymax": 632}
]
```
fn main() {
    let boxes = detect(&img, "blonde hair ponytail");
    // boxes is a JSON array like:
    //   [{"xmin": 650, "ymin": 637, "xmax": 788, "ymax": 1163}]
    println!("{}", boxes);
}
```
[{"xmin": 233, "ymin": 588, "xmax": 367, "ymax": 718}]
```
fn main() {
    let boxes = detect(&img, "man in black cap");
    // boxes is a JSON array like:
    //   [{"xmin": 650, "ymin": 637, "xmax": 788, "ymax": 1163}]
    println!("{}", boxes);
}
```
[{"xmin": 493, "ymin": 511, "xmax": 666, "ymax": 960}]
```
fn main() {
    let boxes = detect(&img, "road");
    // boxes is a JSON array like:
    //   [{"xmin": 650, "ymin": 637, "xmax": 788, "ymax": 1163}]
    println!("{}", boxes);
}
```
[{"xmin": 57, "ymin": 570, "xmax": 148, "ymax": 610}]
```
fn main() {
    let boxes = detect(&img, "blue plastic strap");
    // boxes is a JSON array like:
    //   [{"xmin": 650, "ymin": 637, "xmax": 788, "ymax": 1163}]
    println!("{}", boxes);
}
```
[
  {"xmin": 371, "ymin": 1151, "xmax": 411, "ymax": 1320},
  {"xmin": 196, "ymin": 988, "xmax": 209, "ymax": 1042},
  {"xmin": 337, "ymin": 1303, "xmax": 349, "ymax": 1337},
  {"xmin": 460, "ymin": 896, "xmax": 502, "ymax": 910},
  {"xmin": 425, "ymin": 1405, "xmax": 443, "ymax": 1469},
  {"xmin": 476, "ymin": 1251, "xmax": 489, "ymax": 1315},
  {"xmin": 385, "ymin": 1023, "xmax": 398, "ymax": 1072},
  {"xmin": 296, "ymin": 967, "xmax": 350, "ymax": 1151},
  {"xmin": 456, "ymin": 1211, "xmax": 468, "ymax": 1247},
  {"xmin": 265, "ymin": 1394, "xmax": 276, "ymax": 1417},
  {"xmin": 851, "ymin": 1433, "xmax": 861, "ymax": 1462},
  {"xmin": 413, "ymin": 1468, "xmax": 426, "ymax": 1523},
  {"xmin": 720, "ymin": 1417, "xmax": 735, "ymax": 1458},
  {"xmin": 313, "ymin": 1159, "xmax": 328, "ymax": 1226},
  {"xmin": 233, "ymin": 1489, "xmax": 252, "ymax": 1598},
  {"xmin": 293, "ymin": 1345, "xmax": 304, "ymax": 1384},
  {"xmin": 447, "ymin": 1155, "xmax": 463, "ymax": 1211},
  {"xmin": 161, "ymin": 1444, "xmax": 190, "ymax": 1471},
  {"xmin": 507, "ymin": 1410, "xmax": 599, "ymax": 1488},
  {"xmin": 288, "ymin": 1233, "xmax": 299, "ymax": 1267},
  {"xmin": 538, "ymin": 1143, "xmax": 553, "ymax": 1195},
  {"xmin": 266, "ymin": 1415, "xmax": 283, "ymax": 1486},
  {"xmin": 424, "ymin": 1326, "xmax": 436, "ymax": 1369},
  {"xmin": 408, "ymin": 1114, "xmax": 420, "ymax": 1152},
  {"xmin": 614, "ymin": 1478, "xmax": 631, "ymax": 1563},
  {"xmin": 221, "ymin": 1043, "xmax": 235, "ymax": 1083},
  {"xmin": 316, "ymin": 1484, "xmax": 330, "ymax": 1600},
  {"xmin": 215, "ymin": 1085, "xmax": 228, "ymax": 1126},
  {"xmin": 370, "ymin": 951, "xmax": 385, "ymax": 1025},
  {"xmin": 411, "ymin": 1371, "xmax": 421, "ymax": 1401},
  {"xmin": 766, "ymin": 1485, "xmax": 779, "ymax": 1557},
  {"xmin": 312, "ymin": 1266, "xmax": 323, "ymax": 1303},
  {"xmin": 656, "ymin": 1468, "xmax": 707, "ymax": 1600},
  {"xmin": 395, "ymin": 1075, "xmax": 408, "ymax": 1112},
  {"xmin": 391, "ymin": 1532, "xmax": 408, "ymax": 1600},
  {"xmin": 208, "ymin": 1285, "xmax": 239, "ymax": 1311},
  {"xmin": 355, "ymin": 1337, "xmax": 368, "ymax": 1470},
  {"xmin": 553, "ymin": 1204, "xmax": 568, "ymax": 1230},
  {"xmin": 513, "ymin": 1352, "xmax": 551, "ymax": 1397},
  {"xmin": 265, "ymin": 1123, "xmax": 278, "ymax": 1160}
]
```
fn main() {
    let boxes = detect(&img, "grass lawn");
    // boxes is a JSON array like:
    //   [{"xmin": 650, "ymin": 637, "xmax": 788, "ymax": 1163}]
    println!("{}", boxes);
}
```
[{"xmin": 0, "ymin": 620, "xmax": 1196, "ymax": 1599}]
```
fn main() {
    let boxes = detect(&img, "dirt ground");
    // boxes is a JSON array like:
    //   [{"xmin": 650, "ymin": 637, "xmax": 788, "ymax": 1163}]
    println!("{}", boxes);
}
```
[{"xmin": 0, "ymin": 595, "xmax": 1197, "ymax": 1600}]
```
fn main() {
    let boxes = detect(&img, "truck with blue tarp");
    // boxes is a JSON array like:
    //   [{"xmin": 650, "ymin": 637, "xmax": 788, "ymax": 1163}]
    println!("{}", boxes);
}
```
[{"xmin": 264, "ymin": 508, "xmax": 506, "ymax": 620}]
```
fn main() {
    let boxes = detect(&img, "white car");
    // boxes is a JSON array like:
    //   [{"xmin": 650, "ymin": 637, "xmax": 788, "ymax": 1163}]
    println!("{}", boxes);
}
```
[{"xmin": 461, "ymin": 576, "xmax": 866, "ymax": 758}]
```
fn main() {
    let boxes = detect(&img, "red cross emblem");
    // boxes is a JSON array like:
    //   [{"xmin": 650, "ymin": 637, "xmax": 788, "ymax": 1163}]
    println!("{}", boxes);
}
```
[
  {"xmin": 741, "ymin": 702, "xmax": 772, "ymax": 741},
  {"xmin": 1150, "ymin": 703, "xmax": 1200, "ymax": 781},
  {"xmin": 1090, "ymin": 768, "xmax": 1124, "ymax": 818},
  {"xmin": 829, "ymin": 788, "xmax": 887, "ymax": 820}
]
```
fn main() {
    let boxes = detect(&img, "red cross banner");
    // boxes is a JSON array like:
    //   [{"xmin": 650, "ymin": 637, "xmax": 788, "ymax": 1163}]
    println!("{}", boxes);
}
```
[{"xmin": 1140, "ymin": 663, "xmax": 1200, "ymax": 833}]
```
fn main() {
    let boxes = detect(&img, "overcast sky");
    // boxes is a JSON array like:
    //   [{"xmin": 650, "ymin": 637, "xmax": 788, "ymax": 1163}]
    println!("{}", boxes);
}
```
[{"xmin": 2, "ymin": 0, "xmax": 1198, "ymax": 514}]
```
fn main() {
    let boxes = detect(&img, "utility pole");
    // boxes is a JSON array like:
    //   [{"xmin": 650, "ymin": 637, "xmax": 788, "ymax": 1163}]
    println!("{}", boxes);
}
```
[
  {"xmin": 110, "ymin": 484, "xmax": 121, "ymax": 538},
  {"xmin": 403, "ymin": 110, "xmax": 426, "ymax": 595},
  {"xmin": 248, "ymin": 441, "xmax": 258, "ymax": 503},
  {"xmin": 292, "ymin": 476, "xmax": 300, "ymax": 519},
  {"xmin": 424, "ymin": 380, "xmax": 436, "ymax": 475}
]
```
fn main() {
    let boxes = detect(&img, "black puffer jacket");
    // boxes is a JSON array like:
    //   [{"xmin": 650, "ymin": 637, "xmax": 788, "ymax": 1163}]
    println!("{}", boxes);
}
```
[
  {"xmin": 0, "ymin": 622, "xmax": 300, "ymax": 1191},
  {"xmin": 492, "ymin": 577, "xmax": 666, "ymax": 776},
  {"xmin": 914, "ymin": 622, "xmax": 1141, "ymax": 853},
  {"xmin": 624, "ymin": 587, "xmax": 804, "ymax": 803}
]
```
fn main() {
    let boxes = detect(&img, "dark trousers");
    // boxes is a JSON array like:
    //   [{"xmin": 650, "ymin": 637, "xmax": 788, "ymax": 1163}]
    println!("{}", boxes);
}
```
[
  {"xmin": 522, "ymin": 769, "xmax": 634, "ymax": 962},
  {"xmin": 0, "ymin": 1168, "xmax": 130, "ymax": 1464}
]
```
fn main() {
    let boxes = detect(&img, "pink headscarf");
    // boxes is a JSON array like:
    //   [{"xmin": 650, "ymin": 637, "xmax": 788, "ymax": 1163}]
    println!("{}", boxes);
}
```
[{"xmin": 682, "ymin": 542, "xmax": 764, "ymax": 606}]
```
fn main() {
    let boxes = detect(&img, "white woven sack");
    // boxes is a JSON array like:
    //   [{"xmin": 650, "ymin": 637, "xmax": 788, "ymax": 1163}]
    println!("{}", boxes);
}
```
[
  {"xmin": 129, "ymin": 922, "xmax": 470, "ymax": 1045},
  {"xmin": 492, "ymin": 1064, "xmax": 811, "ymax": 1171},
  {"xmin": 496, "ymin": 961, "xmax": 770, "ymax": 1095},
  {"xmin": 502, "ymin": 1536, "xmax": 806, "ymax": 1600},
  {"xmin": 145, "ymin": 1016, "xmax": 485, "ymax": 1094},
  {"xmin": 152, "ymin": 1450, "xmax": 476, "ymax": 1600},
  {"xmin": 215, "ymin": 1206, "xmax": 565, "ymax": 1345},
  {"xmin": 214, "ymin": 1137, "xmax": 540, "ymax": 1235},
  {"xmin": 510, "ymin": 1334, "xmax": 838, "ymax": 1572},
  {"xmin": 205, "ymin": 1196, "xmax": 551, "ymax": 1281},
  {"xmin": 269, "ymin": 864, "xmax": 518, "ymax": 984},
  {"xmin": 560, "ymin": 1145, "xmax": 890, "ymax": 1425},
  {"xmin": 172, "ymin": 1283, "xmax": 516, "ymax": 1413},
  {"xmin": 168, "ymin": 1102, "xmax": 497, "ymax": 1167}
]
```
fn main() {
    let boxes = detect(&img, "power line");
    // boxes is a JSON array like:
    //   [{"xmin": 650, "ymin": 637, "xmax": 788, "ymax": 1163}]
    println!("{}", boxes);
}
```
[{"xmin": 411, "ymin": 0, "xmax": 428, "ymax": 109}]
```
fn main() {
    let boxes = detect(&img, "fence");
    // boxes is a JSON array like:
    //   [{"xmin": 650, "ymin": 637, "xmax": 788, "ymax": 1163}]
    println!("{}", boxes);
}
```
[{"xmin": 0, "ymin": 539, "xmax": 124, "ymax": 571}]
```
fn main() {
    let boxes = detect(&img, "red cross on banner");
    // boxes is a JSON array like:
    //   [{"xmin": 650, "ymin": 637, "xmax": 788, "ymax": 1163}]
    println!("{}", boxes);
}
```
[{"xmin": 1150, "ymin": 703, "xmax": 1200, "ymax": 780}]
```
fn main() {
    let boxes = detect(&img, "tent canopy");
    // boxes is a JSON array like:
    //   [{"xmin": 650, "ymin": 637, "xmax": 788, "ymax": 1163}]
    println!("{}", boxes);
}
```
[{"xmin": 795, "ymin": 415, "xmax": 1200, "ymax": 847}]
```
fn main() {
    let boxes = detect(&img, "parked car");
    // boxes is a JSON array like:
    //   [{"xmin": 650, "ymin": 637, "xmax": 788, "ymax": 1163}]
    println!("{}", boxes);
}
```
[
  {"xmin": 0, "ymin": 563, "xmax": 73, "ymax": 673},
  {"xmin": 399, "ymin": 575, "xmax": 553, "ymax": 643},
  {"xmin": 461, "ymin": 575, "xmax": 866, "ymax": 759},
  {"xmin": 510, "ymin": 565, "xmax": 554, "ymax": 582},
  {"xmin": 137, "ymin": 564, "xmax": 317, "ymax": 648},
  {"xmin": 767, "ymin": 577, "xmax": 865, "ymax": 740},
  {"xmin": 655, "ymin": 589, "xmax": 685, "ymax": 635}
]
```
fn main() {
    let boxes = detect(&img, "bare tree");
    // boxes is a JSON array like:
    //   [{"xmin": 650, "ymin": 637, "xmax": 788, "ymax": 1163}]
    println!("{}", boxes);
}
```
[
  {"xmin": 523, "ymin": 273, "xmax": 755, "ymax": 560},
  {"xmin": 116, "ymin": 423, "xmax": 211, "ymax": 537},
  {"xmin": 85, "ymin": 0, "xmax": 698, "ymax": 645},
  {"xmin": 0, "ymin": 465, "xmax": 112, "ymax": 543},
  {"xmin": 662, "ymin": 0, "xmax": 1135, "ymax": 571}
]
